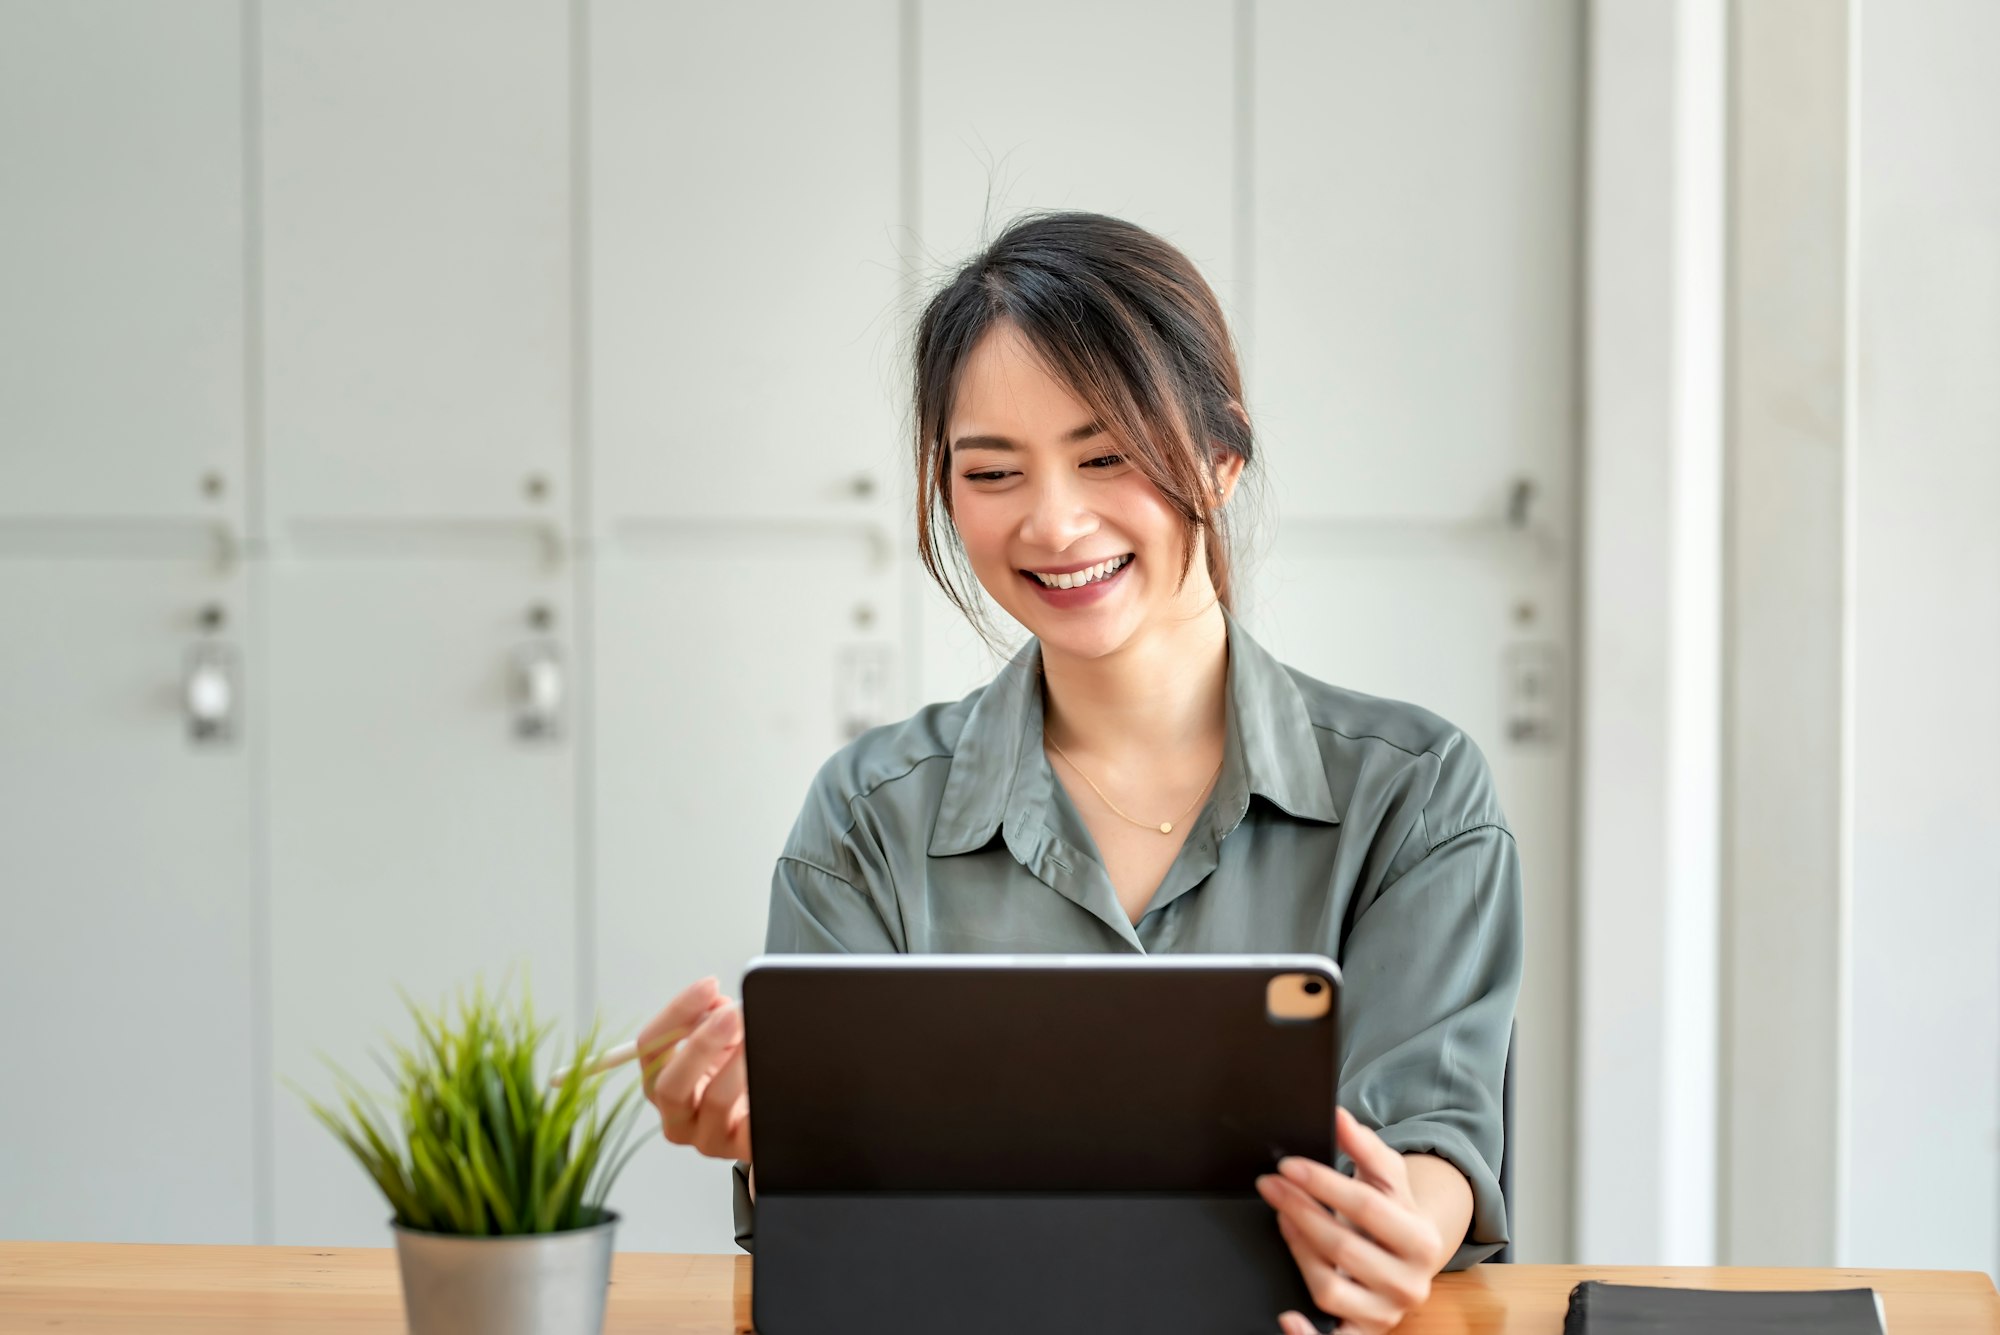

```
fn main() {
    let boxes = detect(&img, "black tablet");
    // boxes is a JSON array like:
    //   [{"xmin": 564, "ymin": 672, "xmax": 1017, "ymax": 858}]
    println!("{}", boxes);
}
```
[{"xmin": 743, "ymin": 953, "xmax": 1342, "ymax": 1335}]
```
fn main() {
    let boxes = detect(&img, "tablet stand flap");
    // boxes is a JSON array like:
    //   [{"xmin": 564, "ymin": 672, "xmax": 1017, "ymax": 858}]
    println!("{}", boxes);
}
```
[{"xmin": 752, "ymin": 1192, "xmax": 1333, "ymax": 1335}]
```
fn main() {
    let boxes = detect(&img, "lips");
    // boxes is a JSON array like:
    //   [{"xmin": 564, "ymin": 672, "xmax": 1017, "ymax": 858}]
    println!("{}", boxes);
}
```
[
  {"xmin": 1022, "ymin": 552, "xmax": 1134, "ymax": 590},
  {"xmin": 1018, "ymin": 552, "xmax": 1134, "ymax": 606}
]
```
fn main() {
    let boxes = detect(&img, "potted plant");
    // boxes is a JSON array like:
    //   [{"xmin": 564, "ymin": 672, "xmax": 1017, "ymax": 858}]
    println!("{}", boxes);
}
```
[{"xmin": 289, "ymin": 975, "xmax": 651, "ymax": 1335}]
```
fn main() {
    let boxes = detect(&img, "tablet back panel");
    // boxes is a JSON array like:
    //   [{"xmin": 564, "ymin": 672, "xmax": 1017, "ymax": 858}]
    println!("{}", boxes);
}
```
[
  {"xmin": 743, "ymin": 956, "xmax": 1339, "ymax": 1192},
  {"xmin": 743, "ymin": 956, "xmax": 1341, "ymax": 1335}
]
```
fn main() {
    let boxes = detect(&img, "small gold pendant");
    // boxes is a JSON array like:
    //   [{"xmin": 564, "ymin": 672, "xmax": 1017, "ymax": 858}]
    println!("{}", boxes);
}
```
[{"xmin": 1159, "ymin": 822, "xmax": 1174, "ymax": 834}]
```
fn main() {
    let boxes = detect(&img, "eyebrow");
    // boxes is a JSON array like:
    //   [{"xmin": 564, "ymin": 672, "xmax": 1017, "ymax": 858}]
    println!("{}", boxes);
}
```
[{"xmin": 949, "ymin": 420, "xmax": 1105, "ymax": 453}]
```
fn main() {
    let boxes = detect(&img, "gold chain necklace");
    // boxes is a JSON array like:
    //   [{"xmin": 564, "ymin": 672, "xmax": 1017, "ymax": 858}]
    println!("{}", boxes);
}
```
[{"xmin": 1045, "ymin": 734, "xmax": 1223, "ymax": 836}]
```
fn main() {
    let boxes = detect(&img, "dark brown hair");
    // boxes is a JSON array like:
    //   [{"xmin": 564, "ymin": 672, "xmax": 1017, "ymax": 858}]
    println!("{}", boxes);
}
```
[{"xmin": 912, "ymin": 211, "xmax": 1255, "ymax": 642}]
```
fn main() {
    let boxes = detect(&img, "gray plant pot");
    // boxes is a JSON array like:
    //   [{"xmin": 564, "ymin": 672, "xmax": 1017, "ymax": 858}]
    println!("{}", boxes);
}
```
[{"xmin": 390, "ymin": 1210, "xmax": 619, "ymax": 1335}]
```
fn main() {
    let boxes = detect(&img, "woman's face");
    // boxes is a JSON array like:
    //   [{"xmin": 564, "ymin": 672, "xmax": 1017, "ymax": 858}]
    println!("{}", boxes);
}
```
[{"xmin": 945, "ymin": 321, "xmax": 1241, "ymax": 662}]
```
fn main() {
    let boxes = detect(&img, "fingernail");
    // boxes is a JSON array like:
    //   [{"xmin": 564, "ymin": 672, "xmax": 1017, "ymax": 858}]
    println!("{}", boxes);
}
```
[{"xmin": 1279, "ymin": 1157, "xmax": 1311, "ymax": 1183}]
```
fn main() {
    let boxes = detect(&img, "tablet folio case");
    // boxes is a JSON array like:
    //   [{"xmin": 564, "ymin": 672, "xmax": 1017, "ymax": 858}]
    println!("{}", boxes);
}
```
[
  {"xmin": 1562, "ymin": 1281, "xmax": 1885, "ymax": 1334},
  {"xmin": 743, "ymin": 958, "xmax": 1341, "ymax": 1335}
]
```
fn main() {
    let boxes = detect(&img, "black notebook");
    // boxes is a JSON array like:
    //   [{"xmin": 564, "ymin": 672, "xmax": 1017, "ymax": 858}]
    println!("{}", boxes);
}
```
[{"xmin": 1563, "ymin": 1281, "xmax": 1886, "ymax": 1334}]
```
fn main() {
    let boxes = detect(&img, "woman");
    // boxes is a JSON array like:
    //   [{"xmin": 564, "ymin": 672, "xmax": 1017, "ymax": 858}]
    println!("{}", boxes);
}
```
[{"xmin": 639, "ymin": 212, "xmax": 1523, "ymax": 1335}]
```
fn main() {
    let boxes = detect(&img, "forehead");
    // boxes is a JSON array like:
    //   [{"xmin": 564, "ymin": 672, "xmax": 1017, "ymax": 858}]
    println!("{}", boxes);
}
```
[{"xmin": 947, "ymin": 322, "xmax": 1095, "ymax": 441}]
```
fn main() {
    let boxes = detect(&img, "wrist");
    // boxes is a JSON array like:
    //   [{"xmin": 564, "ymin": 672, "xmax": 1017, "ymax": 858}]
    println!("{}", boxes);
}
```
[{"xmin": 1401, "ymin": 1151, "xmax": 1472, "ymax": 1273}]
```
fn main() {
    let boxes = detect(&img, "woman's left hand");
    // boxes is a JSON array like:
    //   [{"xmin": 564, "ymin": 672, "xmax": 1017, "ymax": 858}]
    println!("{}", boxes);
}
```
[{"xmin": 1255, "ymin": 1106, "xmax": 1449, "ymax": 1334}]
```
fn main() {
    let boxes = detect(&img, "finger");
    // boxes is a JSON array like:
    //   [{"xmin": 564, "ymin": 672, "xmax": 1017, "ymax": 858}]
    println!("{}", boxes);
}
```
[
  {"xmin": 688, "ymin": 1017, "xmax": 748, "ymax": 1158},
  {"xmin": 641, "ymin": 996, "xmax": 727, "ymax": 1109},
  {"xmin": 1336, "ymin": 1107, "xmax": 1408, "ymax": 1193},
  {"xmin": 1276, "ymin": 1213, "xmax": 1399, "ymax": 1331},
  {"xmin": 1274, "ymin": 1157, "xmax": 1433, "ymax": 1261},
  {"xmin": 724, "ymin": 1091, "xmax": 752, "ymax": 1162},
  {"xmin": 651, "ymin": 1001, "xmax": 741, "ymax": 1141},
  {"xmin": 636, "ymin": 978, "xmax": 723, "ymax": 1097},
  {"xmin": 1261, "ymin": 1177, "xmax": 1428, "ymax": 1313},
  {"xmin": 1276, "ymin": 1311, "xmax": 1318, "ymax": 1335}
]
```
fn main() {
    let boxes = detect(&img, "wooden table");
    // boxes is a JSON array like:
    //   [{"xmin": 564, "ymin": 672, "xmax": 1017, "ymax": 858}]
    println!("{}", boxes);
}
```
[{"xmin": 2, "ymin": 1243, "xmax": 1996, "ymax": 1333}]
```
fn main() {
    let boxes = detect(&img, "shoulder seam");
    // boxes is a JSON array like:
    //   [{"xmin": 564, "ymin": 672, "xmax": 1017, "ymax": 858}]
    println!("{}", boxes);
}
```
[
  {"xmin": 775, "ymin": 853, "xmax": 862, "ymax": 890},
  {"xmin": 1308, "ymin": 720, "xmax": 1447, "ymax": 764},
  {"xmin": 1376, "ymin": 820, "xmax": 1514, "ymax": 897},
  {"xmin": 1425, "ymin": 822, "xmax": 1514, "ymax": 855},
  {"xmin": 832, "ymin": 749, "xmax": 954, "ymax": 835}
]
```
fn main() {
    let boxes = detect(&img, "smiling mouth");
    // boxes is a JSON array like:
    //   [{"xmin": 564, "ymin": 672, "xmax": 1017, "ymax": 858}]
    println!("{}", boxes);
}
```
[{"xmin": 1022, "ymin": 553, "xmax": 1133, "ymax": 590}]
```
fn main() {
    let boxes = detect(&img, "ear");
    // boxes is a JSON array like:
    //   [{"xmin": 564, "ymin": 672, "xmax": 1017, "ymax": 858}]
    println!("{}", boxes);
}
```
[{"xmin": 1209, "ymin": 448, "xmax": 1246, "ymax": 510}]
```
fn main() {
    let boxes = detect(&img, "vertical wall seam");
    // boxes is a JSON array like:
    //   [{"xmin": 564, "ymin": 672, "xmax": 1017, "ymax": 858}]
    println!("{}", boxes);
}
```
[
  {"xmin": 1833, "ymin": 0, "xmax": 1861, "ymax": 1271},
  {"xmin": 1232, "ymin": 0, "xmax": 1254, "ymax": 373},
  {"xmin": 571, "ymin": 0, "xmax": 596, "ymax": 1029},
  {"xmin": 1568, "ymin": 0, "xmax": 1595, "ymax": 1259},
  {"xmin": 242, "ymin": 0, "xmax": 274, "ymax": 1247},
  {"xmin": 1714, "ymin": 0, "xmax": 1740, "ymax": 1266},
  {"xmin": 898, "ymin": 0, "xmax": 922, "ymax": 710},
  {"xmin": 1563, "ymin": 0, "xmax": 1591, "ymax": 1265}
]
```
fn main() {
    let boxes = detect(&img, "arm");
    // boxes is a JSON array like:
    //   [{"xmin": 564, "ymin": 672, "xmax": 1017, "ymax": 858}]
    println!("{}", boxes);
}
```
[
  {"xmin": 1404, "ymin": 1151, "xmax": 1474, "ymax": 1267},
  {"xmin": 1336, "ymin": 819, "xmax": 1523, "ymax": 1270},
  {"xmin": 729, "ymin": 853, "xmax": 901, "ymax": 1248}
]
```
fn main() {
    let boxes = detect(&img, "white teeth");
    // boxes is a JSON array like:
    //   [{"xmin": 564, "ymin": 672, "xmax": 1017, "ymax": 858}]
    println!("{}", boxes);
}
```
[{"xmin": 1032, "ymin": 554, "xmax": 1129, "ymax": 589}]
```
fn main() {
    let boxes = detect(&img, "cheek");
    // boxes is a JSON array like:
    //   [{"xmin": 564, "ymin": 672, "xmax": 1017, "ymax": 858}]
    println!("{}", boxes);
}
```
[
  {"xmin": 1109, "ymin": 480, "xmax": 1185, "ymax": 554},
  {"xmin": 946, "ymin": 489, "xmax": 1011, "ymax": 567}
]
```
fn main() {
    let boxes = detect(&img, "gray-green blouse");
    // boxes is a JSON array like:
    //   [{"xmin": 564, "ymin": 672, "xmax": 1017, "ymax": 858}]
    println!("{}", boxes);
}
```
[{"xmin": 732, "ymin": 609, "xmax": 1523, "ymax": 1271}]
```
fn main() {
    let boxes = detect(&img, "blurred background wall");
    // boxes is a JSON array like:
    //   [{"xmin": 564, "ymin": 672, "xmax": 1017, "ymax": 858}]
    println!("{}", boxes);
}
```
[{"xmin": 0, "ymin": 0, "xmax": 1991, "ymax": 1279}]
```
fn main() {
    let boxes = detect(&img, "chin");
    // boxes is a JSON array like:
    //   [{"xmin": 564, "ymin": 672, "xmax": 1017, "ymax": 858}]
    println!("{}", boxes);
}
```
[{"xmin": 1012, "ymin": 607, "xmax": 1143, "ymax": 662}]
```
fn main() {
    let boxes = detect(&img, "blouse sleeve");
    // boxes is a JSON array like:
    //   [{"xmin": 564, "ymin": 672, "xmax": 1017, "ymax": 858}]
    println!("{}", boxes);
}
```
[
  {"xmin": 733, "ymin": 852, "xmax": 902, "ymax": 1250},
  {"xmin": 1335, "ymin": 797, "xmax": 1524, "ymax": 1270}
]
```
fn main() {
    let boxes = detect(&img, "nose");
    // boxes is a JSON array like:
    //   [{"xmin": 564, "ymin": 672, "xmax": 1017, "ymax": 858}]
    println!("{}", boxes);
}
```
[{"xmin": 1016, "ymin": 469, "xmax": 1099, "ymax": 552}]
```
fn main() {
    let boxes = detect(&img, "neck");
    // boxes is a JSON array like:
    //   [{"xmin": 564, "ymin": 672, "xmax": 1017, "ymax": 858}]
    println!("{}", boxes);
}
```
[{"xmin": 1039, "ymin": 603, "xmax": 1231, "ymax": 761}]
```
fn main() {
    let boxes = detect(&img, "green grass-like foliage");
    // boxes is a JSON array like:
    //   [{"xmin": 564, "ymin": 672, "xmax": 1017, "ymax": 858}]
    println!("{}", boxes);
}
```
[{"xmin": 286, "ymin": 975, "xmax": 650, "ymax": 1237}]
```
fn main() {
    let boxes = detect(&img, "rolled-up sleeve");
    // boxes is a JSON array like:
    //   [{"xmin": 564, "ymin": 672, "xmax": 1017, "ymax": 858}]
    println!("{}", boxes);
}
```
[
  {"xmin": 734, "ymin": 852, "xmax": 902, "ymax": 1250},
  {"xmin": 1335, "ymin": 816, "xmax": 1523, "ymax": 1271}
]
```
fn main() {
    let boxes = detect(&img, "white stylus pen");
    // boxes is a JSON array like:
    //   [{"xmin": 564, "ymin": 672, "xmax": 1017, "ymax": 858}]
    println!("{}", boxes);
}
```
[{"xmin": 546, "ymin": 1028, "xmax": 688, "ymax": 1088}]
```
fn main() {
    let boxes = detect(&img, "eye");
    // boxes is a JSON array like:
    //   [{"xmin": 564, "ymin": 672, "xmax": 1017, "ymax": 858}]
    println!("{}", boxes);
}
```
[
  {"xmin": 961, "ymin": 469, "xmax": 1013, "ymax": 483},
  {"xmin": 1081, "ymin": 454, "xmax": 1125, "ymax": 469}
]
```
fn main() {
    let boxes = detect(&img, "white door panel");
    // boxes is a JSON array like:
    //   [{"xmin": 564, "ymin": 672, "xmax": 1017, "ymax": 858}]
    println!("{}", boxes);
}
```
[
  {"xmin": 0, "ymin": 1, "xmax": 245, "ymax": 520},
  {"xmin": 266, "ymin": 557, "xmax": 576, "ymax": 1245},
  {"xmin": 919, "ymin": 0, "xmax": 1238, "ymax": 306},
  {"xmin": 590, "ymin": 0, "xmax": 904, "ymax": 527},
  {"xmin": 261, "ymin": 0, "xmax": 571, "ymax": 526},
  {"xmin": 0, "ymin": 557, "xmax": 255, "ymax": 1242},
  {"xmin": 1252, "ymin": 0, "xmax": 1580, "ymax": 524},
  {"xmin": 593, "ymin": 535, "xmax": 901, "ymax": 1251}
]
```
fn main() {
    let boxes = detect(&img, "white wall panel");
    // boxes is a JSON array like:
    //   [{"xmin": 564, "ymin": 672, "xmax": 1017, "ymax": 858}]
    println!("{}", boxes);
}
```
[
  {"xmin": 1845, "ymin": 0, "xmax": 2000, "ymax": 1275},
  {"xmin": 0, "ymin": 1, "xmax": 245, "ymax": 520},
  {"xmin": 0, "ymin": 557, "xmax": 255, "ymax": 1242},
  {"xmin": 590, "ymin": 0, "xmax": 904, "ymax": 527},
  {"xmin": 1252, "ymin": 0, "xmax": 1579, "ymax": 525},
  {"xmin": 267, "ymin": 556, "xmax": 576, "ymax": 1245},
  {"xmin": 1720, "ymin": 0, "xmax": 1849, "ymax": 1268},
  {"xmin": 593, "ymin": 535, "xmax": 902, "ymax": 1251},
  {"xmin": 261, "ymin": 0, "xmax": 571, "ymax": 526},
  {"xmin": 917, "ymin": 0, "xmax": 1236, "ymax": 292},
  {"xmin": 1575, "ymin": 0, "xmax": 1726, "ymax": 1266}
]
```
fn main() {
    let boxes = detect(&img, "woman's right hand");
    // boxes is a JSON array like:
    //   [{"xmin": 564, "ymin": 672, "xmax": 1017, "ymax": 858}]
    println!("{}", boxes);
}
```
[{"xmin": 637, "ymin": 976, "xmax": 752, "ymax": 1163}]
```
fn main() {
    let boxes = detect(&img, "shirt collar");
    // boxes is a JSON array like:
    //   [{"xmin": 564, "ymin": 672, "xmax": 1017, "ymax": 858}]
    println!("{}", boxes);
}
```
[{"xmin": 928, "ymin": 608, "xmax": 1340, "ymax": 857}]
